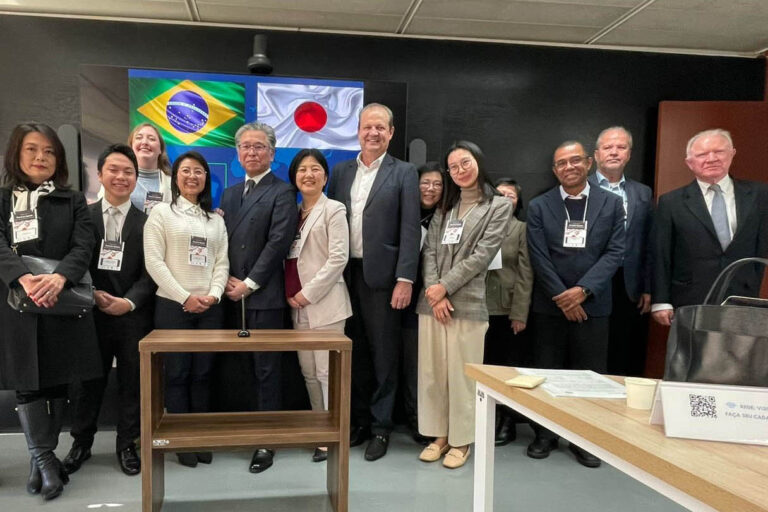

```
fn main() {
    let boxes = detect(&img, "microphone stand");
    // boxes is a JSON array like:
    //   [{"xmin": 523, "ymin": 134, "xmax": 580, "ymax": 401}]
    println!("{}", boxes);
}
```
[{"xmin": 237, "ymin": 295, "xmax": 250, "ymax": 337}]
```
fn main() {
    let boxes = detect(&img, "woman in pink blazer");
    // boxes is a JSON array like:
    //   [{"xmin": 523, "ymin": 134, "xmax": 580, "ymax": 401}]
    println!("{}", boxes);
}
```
[{"xmin": 285, "ymin": 149, "xmax": 352, "ymax": 462}]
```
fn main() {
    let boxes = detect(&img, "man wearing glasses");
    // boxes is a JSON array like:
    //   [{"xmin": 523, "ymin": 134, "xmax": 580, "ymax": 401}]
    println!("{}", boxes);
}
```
[
  {"xmin": 526, "ymin": 140, "xmax": 625, "ymax": 468},
  {"xmin": 327, "ymin": 103, "xmax": 420, "ymax": 461},
  {"xmin": 220, "ymin": 122, "xmax": 298, "ymax": 474}
]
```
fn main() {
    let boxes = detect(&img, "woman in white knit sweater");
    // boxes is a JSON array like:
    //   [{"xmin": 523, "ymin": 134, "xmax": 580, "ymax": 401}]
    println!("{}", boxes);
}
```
[{"xmin": 143, "ymin": 150, "xmax": 229, "ymax": 467}]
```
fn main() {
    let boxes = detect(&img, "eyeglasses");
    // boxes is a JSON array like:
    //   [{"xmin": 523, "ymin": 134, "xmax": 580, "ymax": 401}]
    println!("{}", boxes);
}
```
[
  {"xmin": 237, "ymin": 143, "xmax": 269, "ymax": 154},
  {"xmin": 179, "ymin": 168, "xmax": 206, "ymax": 177},
  {"xmin": 419, "ymin": 180, "xmax": 443, "ymax": 190},
  {"xmin": 448, "ymin": 158, "xmax": 474, "ymax": 174},
  {"xmin": 554, "ymin": 155, "xmax": 589, "ymax": 171}
]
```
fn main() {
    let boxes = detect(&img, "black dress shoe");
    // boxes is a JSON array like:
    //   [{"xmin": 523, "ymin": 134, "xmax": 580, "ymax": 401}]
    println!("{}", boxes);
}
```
[
  {"xmin": 62, "ymin": 444, "xmax": 92, "ymax": 475},
  {"xmin": 526, "ymin": 436, "xmax": 558, "ymax": 459},
  {"xmin": 312, "ymin": 447, "xmax": 328, "ymax": 462},
  {"xmin": 176, "ymin": 452, "xmax": 198, "ymax": 467},
  {"xmin": 495, "ymin": 414, "xmax": 517, "ymax": 446},
  {"xmin": 249, "ymin": 448, "xmax": 274, "ymax": 473},
  {"xmin": 196, "ymin": 452, "xmax": 213, "ymax": 464},
  {"xmin": 117, "ymin": 445, "xmax": 141, "ymax": 475},
  {"xmin": 568, "ymin": 443, "xmax": 601, "ymax": 468},
  {"xmin": 364, "ymin": 434, "xmax": 389, "ymax": 461},
  {"xmin": 349, "ymin": 425, "xmax": 371, "ymax": 447},
  {"xmin": 411, "ymin": 431, "xmax": 432, "ymax": 446}
]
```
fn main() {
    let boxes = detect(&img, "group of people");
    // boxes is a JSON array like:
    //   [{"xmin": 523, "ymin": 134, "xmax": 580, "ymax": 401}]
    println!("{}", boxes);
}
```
[{"xmin": 1, "ymin": 101, "xmax": 766, "ymax": 501}]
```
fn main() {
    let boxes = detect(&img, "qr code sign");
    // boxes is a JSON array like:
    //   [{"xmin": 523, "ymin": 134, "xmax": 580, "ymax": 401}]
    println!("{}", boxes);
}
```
[{"xmin": 689, "ymin": 394, "xmax": 717, "ymax": 418}]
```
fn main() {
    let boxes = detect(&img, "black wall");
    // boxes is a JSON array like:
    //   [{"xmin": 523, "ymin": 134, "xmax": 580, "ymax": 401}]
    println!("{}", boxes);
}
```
[
  {"xmin": 0, "ymin": 14, "xmax": 764, "ymax": 205},
  {"xmin": 0, "ymin": 14, "xmax": 765, "ymax": 427}
]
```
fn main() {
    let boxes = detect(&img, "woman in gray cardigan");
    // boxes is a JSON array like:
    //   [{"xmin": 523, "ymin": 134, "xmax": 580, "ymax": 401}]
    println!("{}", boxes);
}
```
[{"xmin": 416, "ymin": 141, "xmax": 512, "ymax": 469}]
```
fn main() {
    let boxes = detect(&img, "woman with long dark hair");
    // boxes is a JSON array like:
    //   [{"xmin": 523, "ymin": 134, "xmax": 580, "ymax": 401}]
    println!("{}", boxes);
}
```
[
  {"xmin": 0, "ymin": 123, "xmax": 101, "ymax": 500},
  {"xmin": 416, "ymin": 141, "xmax": 511, "ymax": 469},
  {"xmin": 143, "ymin": 151, "xmax": 229, "ymax": 467}
]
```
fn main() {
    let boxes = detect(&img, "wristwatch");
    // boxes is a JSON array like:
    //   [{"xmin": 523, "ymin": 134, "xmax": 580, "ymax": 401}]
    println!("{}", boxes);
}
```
[{"xmin": 580, "ymin": 287, "xmax": 592, "ymax": 298}]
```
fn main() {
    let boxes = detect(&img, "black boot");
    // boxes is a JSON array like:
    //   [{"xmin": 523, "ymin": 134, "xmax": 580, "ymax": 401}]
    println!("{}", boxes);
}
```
[
  {"xmin": 27, "ymin": 458, "xmax": 41, "ymax": 494},
  {"xmin": 17, "ymin": 399, "xmax": 68, "ymax": 500},
  {"xmin": 494, "ymin": 408, "xmax": 516, "ymax": 446}
]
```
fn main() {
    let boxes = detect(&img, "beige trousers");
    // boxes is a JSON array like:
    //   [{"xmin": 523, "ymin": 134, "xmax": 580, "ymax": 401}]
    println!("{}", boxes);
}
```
[
  {"xmin": 292, "ymin": 307, "xmax": 345, "ymax": 411},
  {"xmin": 417, "ymin": 314, "xmax": 488, "ymax": 447}
]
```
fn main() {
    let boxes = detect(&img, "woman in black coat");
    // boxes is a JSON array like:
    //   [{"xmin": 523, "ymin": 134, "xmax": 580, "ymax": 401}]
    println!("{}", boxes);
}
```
[{"xmin": 0, "ymin": 123, "xmax": 101, "ymax": 500}]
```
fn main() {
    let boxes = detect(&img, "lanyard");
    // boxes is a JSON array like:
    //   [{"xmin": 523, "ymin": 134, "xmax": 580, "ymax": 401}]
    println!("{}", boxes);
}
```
[{"xmin": 563, "ymin": 195, "xmax": 589, "ymax": 222}]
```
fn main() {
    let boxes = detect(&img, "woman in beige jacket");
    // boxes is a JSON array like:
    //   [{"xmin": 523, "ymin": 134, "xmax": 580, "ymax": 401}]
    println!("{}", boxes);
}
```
[
  {"xmin": 416, "ymin": 141, "xmax": 512, "ymax": 469},
  {"xmin": 284, "ymin": 149, "xmax": 352, "ymax": 462}
]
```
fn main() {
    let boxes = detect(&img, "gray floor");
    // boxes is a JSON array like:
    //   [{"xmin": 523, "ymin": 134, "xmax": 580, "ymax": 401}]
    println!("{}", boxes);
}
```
[{"xmin": 0, "ymin": 427, "xmax": 686, "ymax": 511}]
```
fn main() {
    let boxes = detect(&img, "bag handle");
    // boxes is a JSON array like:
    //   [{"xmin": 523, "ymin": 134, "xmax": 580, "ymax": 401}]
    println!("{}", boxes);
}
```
[{"xmin": 702, "ymin": 257, "xmax": 768, "ymax": 305}]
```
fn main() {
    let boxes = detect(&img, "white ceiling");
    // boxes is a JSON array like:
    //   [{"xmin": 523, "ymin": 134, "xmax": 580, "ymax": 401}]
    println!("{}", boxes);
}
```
[{"xmin": 2, "ymin": 0, "xmax": 768, "ymax": 57}]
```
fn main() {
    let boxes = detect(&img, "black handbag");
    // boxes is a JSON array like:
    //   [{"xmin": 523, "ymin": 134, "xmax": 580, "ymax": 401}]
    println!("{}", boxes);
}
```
[
  {"xmin": 664, "ymin": 257, "xmax": 768, "ymax": 387},
  {"xmin": 7, "ymin": 255, "xmax": 95, "ymax": 316}
]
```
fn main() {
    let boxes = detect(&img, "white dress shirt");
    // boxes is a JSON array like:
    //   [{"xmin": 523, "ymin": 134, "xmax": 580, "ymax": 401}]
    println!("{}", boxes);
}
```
[
  {"xmin": 100, "ymin": 198, "xmax": 135, "ymax": 310},
  {"xmin": 348, "ymin": 152, "xmax": 386, "ymax": 258}
]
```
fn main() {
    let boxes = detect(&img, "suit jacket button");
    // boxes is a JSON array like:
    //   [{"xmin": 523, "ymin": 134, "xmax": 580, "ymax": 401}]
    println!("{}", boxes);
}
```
[{"xmin": 241, "ymin": 245, "xmax": 246, "ymax": 249}]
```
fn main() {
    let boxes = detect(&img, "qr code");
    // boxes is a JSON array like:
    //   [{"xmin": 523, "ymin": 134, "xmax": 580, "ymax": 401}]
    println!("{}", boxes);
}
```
[{"xmin": 689, "ymin": 394, "xmax": 717, "ymax": 418}]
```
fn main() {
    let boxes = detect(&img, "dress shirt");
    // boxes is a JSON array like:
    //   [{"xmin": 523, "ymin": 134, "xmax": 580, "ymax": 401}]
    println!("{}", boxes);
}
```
[
  {"xmin": 558, "ymin": 182, "xmax": 591, "ymax": 201},
  {"xmin": 242, "ymin": 169, "xmax": 271, "ymax": 292},
  {"xmin": 696, "ymin": 174, "xmax": 737, "ymax": 239},
  {"xmin": 651, "ymin": 174, "xmax": 737, "ymax": 313},
  {"xmin": 348, "ymin": 152, "xmax": 386, "ymax": 259},
  {"xmin": 100, "ymin": 198, "xmax": 136, "ymax": 310},
  {"xmin": 596, "ymin": 170, "xmax": 628, "ymax": 219}
]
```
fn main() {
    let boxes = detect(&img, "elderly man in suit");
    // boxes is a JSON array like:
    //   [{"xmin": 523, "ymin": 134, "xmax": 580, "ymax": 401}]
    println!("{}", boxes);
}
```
[
  {"xmin": 219, "ymin": 122, "xmax": 298, "ymax": 474},
  {"xmin": 526, "ymin": 140, "xmax": 625, "ymax": 468},
  {"xmin": 588, "ymin": 127, "xmax": 653, "ymax": 377},
  {"xmin": 63, "ymin": 144, "xmax": 155, "ymax": 476},
  {"xmin": 652, "ymin": 129, "xmax": 768, "ymax": 325},
  {"xmin": 327, "ymin": 103, "xmax": 420, "ymax": 461}
]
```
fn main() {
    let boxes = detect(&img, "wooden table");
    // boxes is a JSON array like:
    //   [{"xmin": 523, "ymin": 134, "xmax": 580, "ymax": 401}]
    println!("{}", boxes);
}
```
[
  {"xmin": 466, "ymin": 364, "xmax": 768, "ymax": 512},
  {"xmin": 139, "ymin": 329, "xmax": 352, "ymax": 512}
]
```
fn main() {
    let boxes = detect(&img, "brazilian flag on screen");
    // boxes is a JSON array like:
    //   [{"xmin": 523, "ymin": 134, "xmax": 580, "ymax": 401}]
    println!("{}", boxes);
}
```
[{"xmin": 129, "ymin": 78, "xmax": 245, "ymax": 147}]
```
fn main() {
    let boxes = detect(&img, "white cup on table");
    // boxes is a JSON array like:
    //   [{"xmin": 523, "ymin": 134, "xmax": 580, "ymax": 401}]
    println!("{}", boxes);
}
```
[{"xmin": 624, "ymin": 377, "xmax": 657, "ymax": 410}]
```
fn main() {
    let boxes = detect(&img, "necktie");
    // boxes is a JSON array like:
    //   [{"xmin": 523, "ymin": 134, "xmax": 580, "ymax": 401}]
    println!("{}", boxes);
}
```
[
  {"xmin": 709, "ymin": 184, "xmax": 731, "ymax": 251},
  {"xmin": 106, "ymin": 207, "xmax": 122, "ymax": 242},
  {"xmin": 242, "ymin": 179, "xmax": 254, "ymax": 204}
]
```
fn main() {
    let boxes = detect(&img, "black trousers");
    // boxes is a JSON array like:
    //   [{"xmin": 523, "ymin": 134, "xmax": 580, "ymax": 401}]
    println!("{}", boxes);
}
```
[
  {"xmin": 607, "ymin": 271, "xmax": 649, "ymax": 377},
  {"xmin": 483, "ymin": 315, "xmax": 532, "ymax": 367},
  {"xmin": 532, "ymin": 312, "xmax": 609, "ymax": 442},
  {"xmin": 69, "ymin": 309, "xmax": 151, "ymax": 451},
  {"xmin": 244, "ymin": 308, "xmax": 284, "ymax": 411},
  {"xmin": 155, "ymin": 297, "xmax": 224, "ymax": 414},
  {"xmin": 400, "ymin": 316, "xmax": 418, "ymax": 429},
  {"xmin": 346, "ymin": 259, "xmax": 401, "ymax": 435}
]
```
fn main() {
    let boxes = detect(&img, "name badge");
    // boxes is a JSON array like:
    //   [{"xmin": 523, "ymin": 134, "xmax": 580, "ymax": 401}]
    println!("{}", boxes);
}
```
[
  {"xmin": 563, "ymin": 220, "xmax": 587, "ymax": 248},
  {"xmin": 144, "ymin": 191, "xmax": 164, "ymax": 214},
  {"xmin": 98, "ymin": 240, "xmax": 124, "ymax": 271},
  {"xmin": 287, "ymin": 232, "xmax": 301, "ymax": 259},
  {"xmin": 188, "ymin": 236, "xmax": 208, "ymax": 267},
  {"xmin": 442, "ymin": 219, "xmax": 464, "ymax": 245},
  {"xmin": 11, "ymin": 209, "xmax": 38, "ymax": 243}
]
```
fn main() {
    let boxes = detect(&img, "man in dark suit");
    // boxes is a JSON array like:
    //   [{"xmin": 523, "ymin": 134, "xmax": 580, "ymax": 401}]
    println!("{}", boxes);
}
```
[
  {"xmin": 219, "ymin": 122, "xmax": 298, "ymax": 474},
  {"xmin": 652, "ymin": 128, "xmax": 768, "ymax": 325},
  {"xmin": 526, "ymin": 140, "xmax": 625, "ymax": 468},
  {"xmin": 63, "ymin": 144, "xmax": 155, "ymax": 476},
  {"xmin": 588, "ymin": 127, "xmax": 653, "ymax": 377},
  {"xmin": 327, "ymin": 103, "xmax": 420, "ymax": 461}
]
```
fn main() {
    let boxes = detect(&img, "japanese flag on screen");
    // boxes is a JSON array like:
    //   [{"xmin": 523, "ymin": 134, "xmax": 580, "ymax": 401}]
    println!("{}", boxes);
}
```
[{"xmin": 257, "ymin": 82, "xmax": 363, "ymax": 150}]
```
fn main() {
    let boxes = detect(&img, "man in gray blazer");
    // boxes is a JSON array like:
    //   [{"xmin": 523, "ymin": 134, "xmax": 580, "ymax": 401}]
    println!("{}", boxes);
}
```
[
  {"xmin": 327, "ymin": 103, "xmax": 420, "ymax": 461},
  {"xmin": 526, "ymin": 140, "xmax": 625, "ymax": 468},
  {"xmin": 220, "ymin": 122, "xmax": 298, "ymax": 474},
  {"xmin": 588, "ymin": 127, "xmax": 653, "ymax": 377}
]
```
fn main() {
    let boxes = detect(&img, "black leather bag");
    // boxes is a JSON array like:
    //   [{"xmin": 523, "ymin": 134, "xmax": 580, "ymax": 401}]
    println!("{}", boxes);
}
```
[
  {"xmin": 664, "ymin": 257, "xmax": 768, "ymax": 387},
  {"xmin": 7, "ymin": 255, "xmax": 95, "ymax": 316}
]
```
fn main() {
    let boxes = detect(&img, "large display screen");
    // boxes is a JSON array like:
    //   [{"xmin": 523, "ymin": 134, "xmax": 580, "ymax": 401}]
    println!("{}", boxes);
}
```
[{"xmin": 79, "ymin": 66, "xmax": 407, "ymax": 206}]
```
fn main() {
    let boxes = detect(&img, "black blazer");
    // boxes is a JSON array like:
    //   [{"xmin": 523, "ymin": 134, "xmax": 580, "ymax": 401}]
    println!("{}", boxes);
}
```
[
  {"xmin": 526, "ymin": 185, "xmax": 625, "ymax": 317},
  {"xmin": 652, "ymin": 178, "xmax": 768, "ymax": 307},
  {"xmin": 0, "ymin": 187, "xmax": 100, "ymax": 390},
  {"xmin": 588, "ymin": 174, "xmax": 654, "ymax": 301},
  {"xmin": 88, "ymin": 200, "xmax": 155, "ymax": 317},
  {"xmin": 220, "ymin": 172, "xmax": 298, "ymax": 310},
  {"xmin": 327, "ymin": 153, "xmax": 420, "ymax": 289}
]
